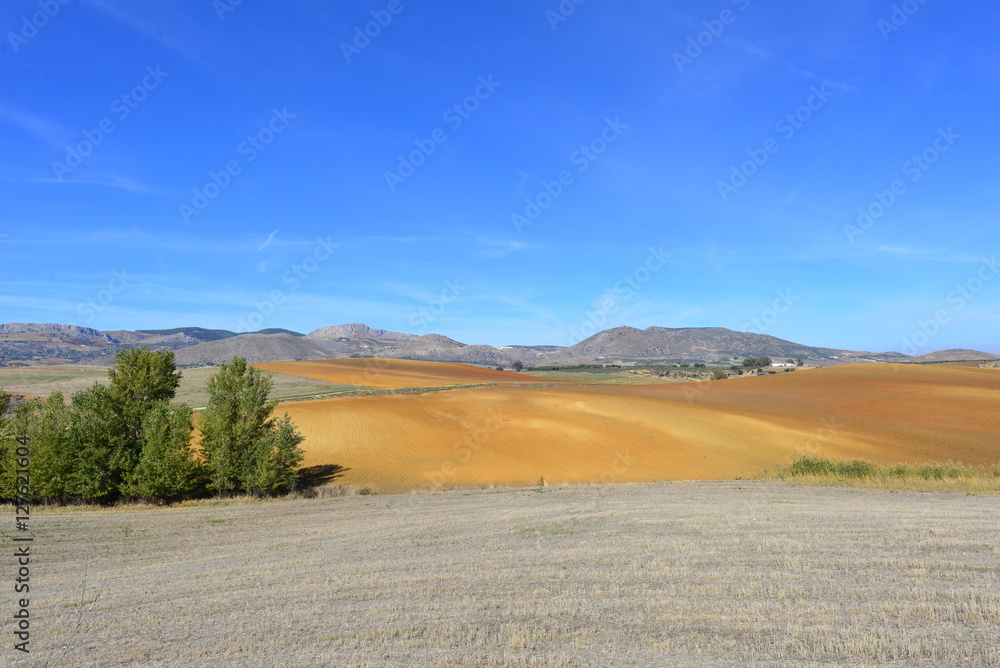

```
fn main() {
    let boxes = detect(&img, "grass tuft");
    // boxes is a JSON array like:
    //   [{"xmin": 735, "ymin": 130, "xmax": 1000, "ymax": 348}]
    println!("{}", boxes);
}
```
[{"xmin": 762, "ymin": 455, "xmax": 1000, "ymax": 493}]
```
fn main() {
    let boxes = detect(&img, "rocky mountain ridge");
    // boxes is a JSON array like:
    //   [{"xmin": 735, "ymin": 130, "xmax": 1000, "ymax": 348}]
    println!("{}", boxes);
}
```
[{"xmin": 0, "ymin": 322, "xmax": 991, "ymax": 368}]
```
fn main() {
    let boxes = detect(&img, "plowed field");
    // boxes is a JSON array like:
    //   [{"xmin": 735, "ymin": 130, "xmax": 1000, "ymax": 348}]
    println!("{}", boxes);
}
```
[{"xmin": 271, "ymin": 363, "xmax": 1000, "ymax": 491}]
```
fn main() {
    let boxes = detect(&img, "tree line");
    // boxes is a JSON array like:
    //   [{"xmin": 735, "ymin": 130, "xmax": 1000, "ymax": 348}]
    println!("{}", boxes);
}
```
[{"xmin": 0, "ymin": 348, "xmax": 305, "ymax": 505}]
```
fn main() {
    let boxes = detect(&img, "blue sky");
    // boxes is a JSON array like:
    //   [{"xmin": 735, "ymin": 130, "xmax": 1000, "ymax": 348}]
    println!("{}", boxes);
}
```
[{"xmin": 1, "ymin": 0, "xmax": 997, "ymax": 354}]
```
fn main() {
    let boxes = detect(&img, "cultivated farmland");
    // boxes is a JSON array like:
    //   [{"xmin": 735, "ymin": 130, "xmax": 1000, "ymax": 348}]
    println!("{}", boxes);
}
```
[
  {"xmin": 269, "ymin": 362, "xmax": 1000, "ymax": 492},
  {"xmin": 255, "ymin": 358, "xmax": 562, "ymax": 389}
]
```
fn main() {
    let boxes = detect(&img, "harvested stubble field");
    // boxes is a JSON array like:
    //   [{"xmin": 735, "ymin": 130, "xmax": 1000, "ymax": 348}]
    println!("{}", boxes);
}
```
[
  {"xmin": 10, "ymin": 482, "xmax": 1000, "ymax": 666},
  {"xmin": 0, "ymin": 365, "xmax": 356, "ymax": 409},
  {"xmin": 270, "ymin": 362, "xmax": 1000, "ymax": 492},
  {"xmin": 255, "ymin": 358, "xmax": 564, "ymax": 390}
]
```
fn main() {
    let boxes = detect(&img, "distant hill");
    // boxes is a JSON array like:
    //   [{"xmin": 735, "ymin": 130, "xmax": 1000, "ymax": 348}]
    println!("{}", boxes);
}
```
[
  {"xmin": 307, "ymin": 324, "xmax": 412, "ymax": 341},
  {"xmin": 556, "ymin": 326, "xmax": 906, "ymax": 364},
  {"xmin": 0, "ymin": 320, "xmax": 991, "ymax": 369},
  {"xmin": 172, "ymin": 334, "xmax": 330, "ymax": 366},
  {"xmin": 138, "ymin": 327, "xmax": 304, "ymax": 341},
  {"xmin": 378, "ymin": 334, "xmax": 519, "ymax": 366},
  {"xmin": 902, "ymin": 349, "xmax": 1000, "ymax": 363}
]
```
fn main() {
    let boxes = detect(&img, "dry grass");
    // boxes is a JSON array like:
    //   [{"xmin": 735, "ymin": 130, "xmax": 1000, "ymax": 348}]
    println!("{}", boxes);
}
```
[
  {"xmin": 254, "ymin": 358, "xmax": 566, "ymax": 390},
  {"xmin": 7, "ymin": 482, "xmax": 999, "ymax": 666},
  {"xmin": 758, "ymin": 455, "xmax": 1000, "ymax": 494},
  {"xmin": 0, "ymin": 365, "xmax": 355, "ymax": 408}
]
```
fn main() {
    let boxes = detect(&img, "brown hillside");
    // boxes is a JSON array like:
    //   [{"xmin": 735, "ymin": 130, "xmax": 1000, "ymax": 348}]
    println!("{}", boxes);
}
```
[{"xmin": 276, "ymin": 363, "xmax": 1000, "ymax": 491}]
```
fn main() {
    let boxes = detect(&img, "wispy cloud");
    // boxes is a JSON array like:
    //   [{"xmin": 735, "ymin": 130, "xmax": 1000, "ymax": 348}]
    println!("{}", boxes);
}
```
[
  {"xmin": 255, "ymin": 228, "xmax": 280, "ymax": 253},
  {"xmin": 0, "ymin": 171, "xmax": 163, "ymax": 194},
  {"xmin": 473, "ymin": 239, "xmax": 536, "ymax": 260},
  {"xmin": 82, "ymin": 0, "xmax": 209, "ymax": 62},
  {"xmin": 874, "ymin": 245, "xmax": 987, "ymax": 263},
  {"xmin": 0, "ymin": 106, "xmax": 69, "ymax": 147}
]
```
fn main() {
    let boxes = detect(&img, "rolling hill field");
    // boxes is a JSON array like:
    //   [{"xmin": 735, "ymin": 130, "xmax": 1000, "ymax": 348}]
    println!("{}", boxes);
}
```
[
  {"xmin": 268, "ymin": 362, "xmax": 1000, "ymax": 491},
  {"xmin": 255, "ymin": 357, "xmax": 563, "ymax": 389}
]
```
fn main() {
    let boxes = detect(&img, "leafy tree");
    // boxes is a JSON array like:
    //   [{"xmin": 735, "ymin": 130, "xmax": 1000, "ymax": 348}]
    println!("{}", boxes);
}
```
[
  {"xmin": 796, "ymin": 358, "xmax": 804, "ymax": 367},
  {"xmin": 0, "ymin": 388, "xmax": 9, "ymax": 417},
  {"xmin": 742, "ymin": 357, "xmax": 773, "ymax": 368},
  {"xmin": 711, "ymin": 369, "xmax": 727, "ymax": 380},
  {"xmin": 199, "ymin": 357, "xmax": 279, "ymax": 495},
  {"xmin": 0, "ymin": 396, "xmax": 40, "ymax": 501},
  {"xmin": 244, "ymin": 413, "xmax": 305, "ymax": 496},
  {"xmin": 122, "ymin": 403, "xmax": 200, "ymax": 502},
  {"xmin": 107, "ymin": 346, "xmax": 182, "ymax": 445},
  {"xmin": 65, "ymin": 384, "xmax": 131, "ymax": 502},
  {"xmin": 513, "ymin": 361, "xmax": 524, "ymax": 372},
  {"xmin": 0, "ymin": 393, "xmax": 75, "ymax": 503}
]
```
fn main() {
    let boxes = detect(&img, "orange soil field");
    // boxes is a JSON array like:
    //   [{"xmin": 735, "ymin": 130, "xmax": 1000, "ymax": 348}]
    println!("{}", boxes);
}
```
[
  {"xmin": 255, "ymin": 357, "xmax": 561, "ymax": 389},
  {"xmin": 273, "ymin": 363, "xmax": 1000, "ymax": 491}
]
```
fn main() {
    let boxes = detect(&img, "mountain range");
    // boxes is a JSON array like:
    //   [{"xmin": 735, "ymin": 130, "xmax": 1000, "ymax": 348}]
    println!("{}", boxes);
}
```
[{"xmin": 2, "ymin": 322, "xmax": 996, "ymax": 368}]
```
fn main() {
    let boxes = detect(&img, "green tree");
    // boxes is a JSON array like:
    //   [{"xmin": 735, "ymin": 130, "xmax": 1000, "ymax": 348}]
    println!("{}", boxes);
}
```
[
  {"xmin": 107, "ymin": 346, "xmax": 182, "ymax": 445},
  {"xmin": 199, "ymin": 357, "xmax": 279, "ymax": 495},
  {"xmin": 742, "ymin": 357, "xmax": 772, "ymax": 368},
  {"xmin": 796, "ymin": 358, "xmax": 804, "ymax": 367},
  {"xmin": 711, "ymin": 369, "xmax": 727, "ymax": 380},
  {"xmin": 244, "ymin": 413, "xmax": 305, "ymax": 496},
  {"xmin": 65, "ymin": 384, "xmax": 132, "ymax": 502},
  {"xmin": 123, "ymin": 403, "xmax": 200, "ymax": 502},
  {"xmin": 513, "ymin": 361, "xmax": 524, "ymax": 372},
  {"xmin": 0, "ymin": 396, "xmax": 40, "ymax": 501},
  {"xmin": 0, "ymin": 393, "xmax": 75, "ymax": 502}
]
